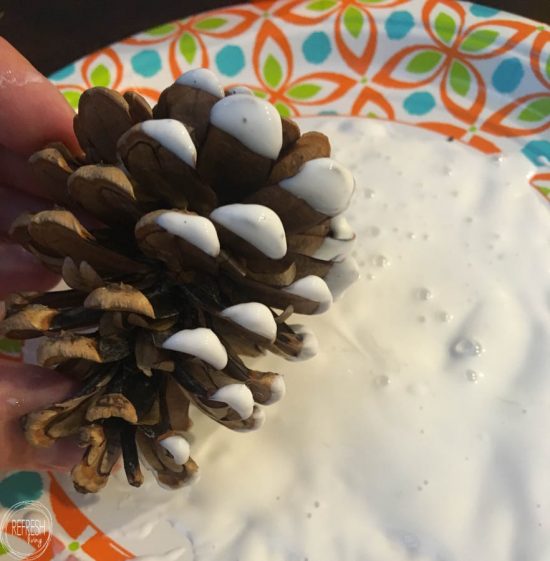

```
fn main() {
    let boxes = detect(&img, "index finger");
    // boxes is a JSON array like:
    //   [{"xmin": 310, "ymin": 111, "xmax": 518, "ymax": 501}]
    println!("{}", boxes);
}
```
[{"xmin": 0, "ymin": 37, "xmax": 80, "ymax": 156}]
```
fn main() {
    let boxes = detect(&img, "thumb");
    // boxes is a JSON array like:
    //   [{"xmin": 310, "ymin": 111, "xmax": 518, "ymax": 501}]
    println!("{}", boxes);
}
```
[
  {"xmin": 0, "ymin": 361, "xmax": 82, "ymax": 471},
  {"xmin": 0, "ymin": 37, "xmax": 79, "ymax": 156}
]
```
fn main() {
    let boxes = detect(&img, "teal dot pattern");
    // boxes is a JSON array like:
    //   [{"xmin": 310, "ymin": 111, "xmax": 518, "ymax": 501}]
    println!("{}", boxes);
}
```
[
  {"xmin": 302, "ymin": 32, "xmax": 331, "ymax": 64},
  {"xmin": 0, "ymin": 472, "xmax": 44, "ymax": 509},
  {"xmin": 491, "ymin": 58, "xmax": 524, "ymax": 93},
  {"xmin": 522, "ymin": 140, "xmax": 550, "ymax": 167},
  {"xmin": 49, "ymin": 63, "xmax": 75, "ymax": 81},
  {"xmin": 403, "ymin": 91, "xmax": 436, "ymax": 115},
  {"xmin": 216, "ymin": 45, "xmax": 245, "ymax": 77},
  {"xmin": 385, "ymin": 11, "xmax": 415, "ymax": 40},
  {"xmin": 470, "ymin": 4, "xmax": 499, "ymax": 17},
  {"xmin": 131, "ymin": 50, "xmax": 162, "ymax": 77}
]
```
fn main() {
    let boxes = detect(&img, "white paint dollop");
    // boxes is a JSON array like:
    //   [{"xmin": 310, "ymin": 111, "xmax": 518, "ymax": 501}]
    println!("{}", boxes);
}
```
[
  {"xmin": 176, "ymin": 67, "xmax": 224, "ymax": 98},
  {"xmin": 210, "ymin": 94, "xmax": 283, "ymax": 159},
  {"xmin": 323, "ymin": 258, "xmax": 360, "ymax": 300},
  {"xmin": 263, "ymin": 375, "xmax": 286, "ymax": 404},
  {"xmin": 211, "ymin": 384, "xmax": 255, "ymax": 420},
  {"xmin": 283, "ymin": 275, "xmax": 333, "ymax": 314},
  {"xmin": 313, "ymin": 214, "xmax": 356, "ymax": 261},
  {"xmin": 288, "ymin": 324, "xmax": 319, "ymax": 361},
  {"xmin": 156, "ymin": 211, "xmax": 220, "ymax": 257},
  {"xmin": 162, "ymin": 328, "xmax": 228, "ymax": 370},
  {"xmin": 220, "ymin": 302, "xmax": 277, "ymax": 341},
  {"xmin": 226, "ymin": 85, "xmax": 253, "ymax": 96},
  {"xmin": 210, "ymin": 203, "xmax": 287, "ymax": 259},
  {"xmin": 313, "ymin": 236, "xmax": 355, "ymax": 261},
  {"xmin": 279, "ymin": 157, "xmax": 355, "ymax": 216},
  {"xmin": 159, "ymin": 435, "xmax": 191, "ymax": 465},
  {"xmin": 140, "ymin": 119, "xmax": 197, "ymax": 168},
  {"xmin": 330, "ymin": 215, "xmax": 354, "ymax": 240}
]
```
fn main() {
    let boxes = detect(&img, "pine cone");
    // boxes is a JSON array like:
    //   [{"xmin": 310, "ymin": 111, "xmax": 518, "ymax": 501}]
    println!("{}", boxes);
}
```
[{"xmin": 0, "ymin": 68, "xmax": 358, "ymax": 493}]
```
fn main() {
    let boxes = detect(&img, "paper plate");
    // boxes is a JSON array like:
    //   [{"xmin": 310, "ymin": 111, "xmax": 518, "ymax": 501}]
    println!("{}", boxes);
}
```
[{"xmin": 1, "ymin": 0, "xmax": 549, "ymax": 558}]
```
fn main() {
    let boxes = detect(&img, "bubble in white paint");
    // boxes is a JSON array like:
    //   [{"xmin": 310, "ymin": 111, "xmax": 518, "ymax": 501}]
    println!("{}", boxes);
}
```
[
  {"xmin": 452, "ymin": 338, "xmax": 484, "ymax": 357},
  {"xmin": 415, "ymin": 288, "xmax": 432, "ymax": 301},
  {"xmin": 374, "ymin": 375, "xmax": 391, "ymax": 388},
  {"xmin": 371, "ymin": 254, "xmax": 389, "ymax": 268}
]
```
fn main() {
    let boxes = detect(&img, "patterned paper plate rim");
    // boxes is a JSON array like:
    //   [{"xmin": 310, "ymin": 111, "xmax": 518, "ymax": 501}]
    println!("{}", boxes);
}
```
[
  {"xmin": 0, "ymin": 1, "xmax": 549, "ymax": 559},
  {"xmin": 48, "ymin": 0, "xmax": 550, "ymax": 194}
]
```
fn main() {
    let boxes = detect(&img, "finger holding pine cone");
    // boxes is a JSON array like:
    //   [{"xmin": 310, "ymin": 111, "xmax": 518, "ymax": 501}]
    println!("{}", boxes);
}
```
[{"xmin": 0, "ymin": 68, "xmax": 358, "ymax": 494}]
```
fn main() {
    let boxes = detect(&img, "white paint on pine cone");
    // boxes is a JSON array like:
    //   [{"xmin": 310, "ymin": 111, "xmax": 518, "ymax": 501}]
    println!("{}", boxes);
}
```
[
  {"xmin": 226, "ymin": 86, "xmax": 253, "ymax": 96},
  {"xmin": 263, "ymin": 375, "xmax": 286, "ymax": 404},
  {"xmin": 279, "ymin": 158, "xmax": 355, "ymax": 216},
  {"xmin": 141, "ymin": 119, "xmax": 197, "ymax": 168},
  {"xmin": 220, "ymin": 302, "xmax": 277, "ymax": 341},
  {"xmin": 330, "ymin": 215, "xmax": 355, "ymax": 240},
  {"xmin": 324, "ymin": 257, "xmax": 360, "ymax": 300},
  {"xmin": 283, "ymin": 275, "xmax": 333, "ymax": 314},
  {"xmin": 162, "ymin": 328, "xmax": 228, "ymax": 370},
  {"xmin": 210, "ymin": 94, "xmax": 283, "ymax": 159},
  {"xmin": 245, "ymin": 406, "xmax": 265, "ymax": 432},
  {"xmin": 176, "ymin": 68, "xmax": 225, "ymax": 98},
  {"xmin": 156, "ymin": 211, "xmax": 220, "ymax": 257},
  {"xmin": 210, "ymin": 204, "xmax": 287, "ymax": 259},
  {"xmin": 159, "ymin": 435, "xmax": 190, "ymax": 465},
  {"xmin": 211, "ymin": 384, "xmax": 255, "ymax": 420},
  {"xmin": 313, "ymin": 236, "xmax": 356, "ymax": 261},
  {"xmin": 314, "ymin": 215, "xmax": 356, "ymax": 260},
  {"xmin": 138, "ymin": 454, "xmax": 199, "ymax": 492},
  {"xmin": 288, "ymin": 324, "xmax": 319, "ymax": 361}
]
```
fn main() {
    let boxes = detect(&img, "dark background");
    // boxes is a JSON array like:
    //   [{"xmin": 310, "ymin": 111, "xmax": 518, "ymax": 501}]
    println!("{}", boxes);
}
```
[{"xmin": 0, "ymin": 0, "xmax": 547, "ymax": 76}]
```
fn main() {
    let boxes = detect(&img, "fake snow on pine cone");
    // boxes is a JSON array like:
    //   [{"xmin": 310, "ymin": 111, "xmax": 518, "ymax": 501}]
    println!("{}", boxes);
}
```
[{"xmin": 0, "ymin": 68, "xmax": 358, "ymax": 493}]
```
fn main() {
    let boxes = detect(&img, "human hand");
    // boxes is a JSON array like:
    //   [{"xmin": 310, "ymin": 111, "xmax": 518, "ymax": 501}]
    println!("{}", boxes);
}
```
[{"xmin": 0, "ymin": 38, "xmax": 82, "ymax": 471}]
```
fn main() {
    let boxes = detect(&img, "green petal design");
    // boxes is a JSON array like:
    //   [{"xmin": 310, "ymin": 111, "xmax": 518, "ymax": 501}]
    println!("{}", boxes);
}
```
[
  {"xmin": 253, "ymin": 90, "xmax": 269, "ymax": 99},
  {"xmin": 343, "ymin": 6, "xmax": 364, "ymax": 39},
  {"xmin": 460, "ymin": 29, "xmax": 499, "ymax": 52},
  {"xmin": 275, "ymin": 101, "xmax": 291, "ymax": 117},
  {"xmin": 545, "ymin": 55, "xmax": 550, "ymax": 80},
  {"xmin": 0, "ymin": 338, "xmax": 22, "ymax": 355},
  {"xmin": 307, "ymin": 0, "xmax": 337, "ymax": 11},
  {"xmin": 179, "ymin": 32, "xmax": 197, "ymax": 64},
  {"xmin": 0, "ymin": 542, "xmax": 8, "ymax": 555},
  {"xmin": 518, "ymin": 97, "xmax": 550, "ymax": 122},
  {"xmin": 434, "ymin": 12, "xmax": 456, "ymax": 44},
  {"xmin": 406, "ymin": 50, "xmax": 443, "ymax": 74},
  {"xmin": 263, "ymin": 54, "xmax": 284, "ymax": 89},
  {"xmin": 449, "ymin": 60, "xmax": 471, "ymax": 96},
  {"xmin": 146, "ymin": 23, "xmax": 176, "ymax": 36},
  {"xmin": 194, "ymin": 17, "xmax": 227, "ymax": 31},
  {"xmin": 63, "ymin": 91, "xmax": 82, "ymax": 109},
  {"xmin": 287, "ymin": 83, "xmax": 322, "ymax": 100},
  {"xmin": 90, "ymin": 64, "xmax": 111, "ymax": 87}
]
